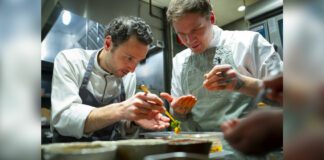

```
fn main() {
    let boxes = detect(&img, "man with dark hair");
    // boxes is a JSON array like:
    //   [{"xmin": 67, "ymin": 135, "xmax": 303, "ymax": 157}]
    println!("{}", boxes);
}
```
[
  {"xmin": 160, "ymin": 0, "xmax": 282, "ymax": 132},
  {"xmin": 51, "ymin": 16, "xmax": 169, "ymax": 142}
]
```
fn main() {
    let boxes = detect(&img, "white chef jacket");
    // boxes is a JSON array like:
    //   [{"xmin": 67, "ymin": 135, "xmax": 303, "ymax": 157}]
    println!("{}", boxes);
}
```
[
  {"xmin": 51, "ymin": 48, "xmax": 136, "ymax": 138},
  {"xmin": 171, "ymin": 25, "xmax": 283, "ymax": 131}
]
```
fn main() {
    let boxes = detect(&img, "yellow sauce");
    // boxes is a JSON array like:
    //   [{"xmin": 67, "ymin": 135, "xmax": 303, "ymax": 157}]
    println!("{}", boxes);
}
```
[
  {"xmin": 210, "ymin": 145, "xmax": 222, "ymax": 152},
  {"xmin": 174, "ymin": 127, "xmax": 181, "ymax": 134}
]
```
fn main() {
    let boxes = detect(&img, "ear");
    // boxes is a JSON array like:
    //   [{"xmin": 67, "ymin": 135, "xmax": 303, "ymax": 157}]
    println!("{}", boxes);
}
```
[
  {"xmin": 104, "ymin": 36, "xmax": 112, "ymax": 50},
  {"xmin": 210, "ymin": 11, "xmax": 215, "ymax": 24}
]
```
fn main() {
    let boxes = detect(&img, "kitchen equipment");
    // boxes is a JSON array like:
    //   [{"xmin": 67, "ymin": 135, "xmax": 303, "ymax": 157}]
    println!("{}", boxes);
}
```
[
  {"xmin": 144, "ymin": 152, "xmax": 207, "ymax": 160},
  {"xmin": 167, "ymin": 139, "xmax": 212, "ymax": 155},
  {"xmin": 141, "ymin": 132, "xmax": 223, "ymax": 153},
  {"xmin": 115, "ymin": 139, "xmax": 168, "ymax": 160},
  {"xmin": 42, "ymin": 141, "xmax": 117, "ymax": 160}
]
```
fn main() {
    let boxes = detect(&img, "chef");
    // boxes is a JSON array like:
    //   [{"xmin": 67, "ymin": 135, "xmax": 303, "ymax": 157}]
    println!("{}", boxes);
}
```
[
  {"xmin": 51, "ymin": 16, "xmax": 169, "ymax": 142},
  {"xmin": 160, "ymin": 0, "xmax": 283, "ymax": 131}
]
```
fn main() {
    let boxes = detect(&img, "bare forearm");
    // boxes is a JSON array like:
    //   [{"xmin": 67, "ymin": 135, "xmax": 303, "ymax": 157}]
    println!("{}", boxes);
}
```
[
  {"xmin": 237, "ymin": 75, "xmax": 262, "ymax": 97},
  {"xmin": 84, "ymin": 103, "xmax": 125, "ymax": 134}
]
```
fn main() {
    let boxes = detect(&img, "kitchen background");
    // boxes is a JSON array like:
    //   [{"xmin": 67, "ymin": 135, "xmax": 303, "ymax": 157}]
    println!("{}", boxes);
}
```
[{"xmin": 41, "ymin": 0, "xmax": 283, "ymax": 144}]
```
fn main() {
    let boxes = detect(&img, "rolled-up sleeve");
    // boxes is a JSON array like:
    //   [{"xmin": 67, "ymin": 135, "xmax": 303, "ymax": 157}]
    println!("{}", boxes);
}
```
[{"xmin": 51, "ymin": 52, "xmax": 95, "ymax": 139}]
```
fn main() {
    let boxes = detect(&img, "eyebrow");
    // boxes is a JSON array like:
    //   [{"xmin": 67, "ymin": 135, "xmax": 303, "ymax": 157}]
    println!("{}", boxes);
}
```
[
  {"xmin": 176, "ymin": 22, "xmax": 203, "ymax": 35},
  {"xmin": 125, "ymin": 52, "xmax": 143, "ymax": 61},
  {"xmin": 124, "ymin": 52, "xmax": 134, "ymax": 58}
]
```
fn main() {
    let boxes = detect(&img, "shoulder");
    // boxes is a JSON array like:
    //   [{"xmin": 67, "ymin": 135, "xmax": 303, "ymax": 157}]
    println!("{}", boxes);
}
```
[
  {"xmin": 55, "ymin": 48, "xmax": 93, "ymax": 63},
  {"xmin": 173, "ymin": 48, "xmax": 191, "ymax": 65},
  {"xmin": 220, "ymin": 30, "xmax": 271, "ymax": 51},
  {"xmin": 222, "ymin": 30, "xmax": 261, "ymax": 43},
  {"xmin": 54, "ymin": 48, "xmax": 98, "ymax": 71}
]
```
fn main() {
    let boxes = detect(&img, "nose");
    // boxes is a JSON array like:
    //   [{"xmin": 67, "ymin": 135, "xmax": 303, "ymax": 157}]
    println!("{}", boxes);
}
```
[
  {"xmin": 128, "ymin": 62, "xmax": 137, "ymax": 73},
  {"xmin": 184, "ymin": 34, "xmax": 195, "ymax": 44}
]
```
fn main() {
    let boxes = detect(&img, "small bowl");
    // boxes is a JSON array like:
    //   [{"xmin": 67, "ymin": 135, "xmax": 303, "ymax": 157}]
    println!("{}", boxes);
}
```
[{"xmin": 42, "ymin": 142, "xmax": 117, "ymax": 160}]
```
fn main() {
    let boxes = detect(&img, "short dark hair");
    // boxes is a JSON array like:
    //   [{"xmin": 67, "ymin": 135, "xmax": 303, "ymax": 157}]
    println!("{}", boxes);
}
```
[
  {"xmin": 166, "ymin": 0, "xmax": 212, "ymax": 22},
  {"xmin": 104, "ymin": 16, "xmax": 153, "ymax": 48}
]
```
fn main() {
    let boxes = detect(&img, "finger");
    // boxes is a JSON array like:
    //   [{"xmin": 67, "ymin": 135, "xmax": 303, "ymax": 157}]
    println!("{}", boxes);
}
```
[
  {"xmin": 184, "ymin": 98, "xmax": 196, "ymax": 111},
  {"xmin": 188, "ymin": 98, "xmax": 197, "ymax": 106},
  {"xmin": 213, "ymin": 76, "xmax": 234, "ymax": 86},
  {"xmin": 134, "ymin": 107, "xmax": 151, "ymax": 114},
  {"xmin": 176, "ymin": 96, "xmax": 187, "ymax": 106},
  {"xmin": 222, "ymin": 126, "xmax": 235, "ymax": 143},
  {"xmin": 205, "ymin": 83, "xmax": 227, "ymax": 91},
  {"xmin": 225, "ymin": 69, "xmax": 237, "ymax": 78},
  {"xmin": 204, "ymin": 75, "xmax": 225, "ymax": 85},
  {"xmin": 155, "ymin": 113, "xmax": 170, "ymax": 124},
  {"xmin": 181, "ymin": 97, "xmax": 192, "ymax": 107},
  {"xmin": 173, "ymin": 106, "xmax": 186, "ymax": 114},
  {"xmin": 184, "ymin": 97, "xmax": 193, "ymax": 107},
  {"xmin": 160, "ymin": 92, "xmax": 174, "ymax": 103},
  {"xmin": 159, "ymin": 114, "xmax": 170, "ymax": 122},
  {"xmin": 205, "ymin": 64, "xmax": 232, "ymax": 79},
  {"xmin": 133, "ymin": 99, "xmax": 164, "ymax": 112},
  {"xmin": 228, "ymin": 119, "xmax": 239, "ymax": 128},
  {"xmin": 155, "ymin": 123, "xmax": 168, "ymax": 130},
  {"xmin": 133, "ymin": 98, "xmax": 151, "ymax": 108},
  {"xmin": 203, "ymin": 77, "xmax": 227, "ymax": 89},
  {"xmin": 205, "ymin": 71, "xmax": 235, "ymax": 87},
  {"xmin": 205, "ymin": 73, "xmax": 225, "ymax": 82},
  {"xmin": 220, "ymin": 121, "xmax": 229, "ymax": 131},
  {"xmin": 148, "ymin": 104, "xmax": 166, "ymax": 112},
  {"xmin": 147, "ymin": 110, "xmax": 160, "ymax": 118},
  {"xmin": 137, "ymin": 93, "xmax": 164, "ymax": 106}
]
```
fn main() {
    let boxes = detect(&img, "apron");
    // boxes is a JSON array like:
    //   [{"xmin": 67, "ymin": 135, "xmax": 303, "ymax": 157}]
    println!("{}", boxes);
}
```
[
  {"xmin": 179, "ymin": 46, "xmax": 252, "ymax": 131},
  {"xmin": 53, "ymin": 51, "xmax": 126, "ymax": 143}
]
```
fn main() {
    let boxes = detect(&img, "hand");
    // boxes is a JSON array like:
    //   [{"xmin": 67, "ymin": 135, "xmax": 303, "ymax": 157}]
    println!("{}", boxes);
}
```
[
  {"xmin": 284, "ymin": 131, "xmax": 324, "ymax": 160},
  {"xmin": 134, "ymin": 111, "xmax": 170, "ymax": 130},
  {"xmin": 160, "ymin": 92, "xmax": 197, "ymax": 115},
  {"xmin": 121, "ymin": 92, "xmax": 165, "ymax": 121},
  {"xmin": 220, "ymin": 109, "xmax": 283, "ymax": 155},
  {"xmin": 263, "ymin": 75, "xmax": 283, "ymax": 105},
  {"xmin": 203, "ymin": 64, "xmax": 244, "ymax": 91}
]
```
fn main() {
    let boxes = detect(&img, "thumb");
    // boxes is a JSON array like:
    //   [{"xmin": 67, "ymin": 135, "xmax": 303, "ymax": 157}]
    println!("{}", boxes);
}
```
[
  {"xmin": 160, "ymin": 92, "xmax": 173, "ymax": 103},
  {"xmin": 220, "ymin": 121, "xmax": 231, "ymax": 135},
  {"xmin": 221, "ymin": 119, "xmax": 239, "ymax": 136}
]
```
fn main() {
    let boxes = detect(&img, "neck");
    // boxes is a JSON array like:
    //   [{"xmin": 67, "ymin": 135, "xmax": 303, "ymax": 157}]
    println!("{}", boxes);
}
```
[{"xmin": 98, "ymin": 49, "xmax": 113, "ymax": 74}]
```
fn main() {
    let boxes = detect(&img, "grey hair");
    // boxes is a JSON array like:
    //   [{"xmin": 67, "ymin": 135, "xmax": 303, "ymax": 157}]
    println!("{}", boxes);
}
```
[{"xmin": 166, "ymin": 0, "xmax": 212, "ymax": 22}]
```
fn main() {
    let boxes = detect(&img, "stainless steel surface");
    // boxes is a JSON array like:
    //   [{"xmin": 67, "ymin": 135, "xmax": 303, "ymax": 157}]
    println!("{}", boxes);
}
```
[
  {"xmin": 42, "ymin": 142, "xmax": 117, "ymax": 160},
  {"xmin": 144, "ymin": 152, "xmax": 207, "ymax": 160},
  {"xmin": 115, "ymin": 139, "xmax": 168, "ymax": 160},
  {"xmin": 141, "ymin": 131, "xmax": 223, "ymax": 139},
  {"xmin": 142, "ymin": 132, "xmax": 233, "ymax": 159}
]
